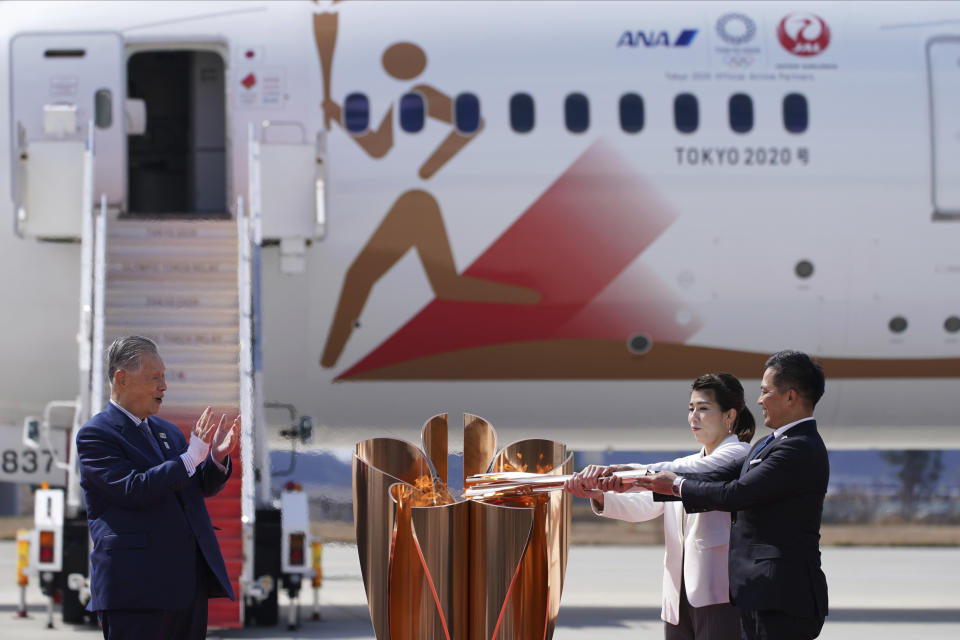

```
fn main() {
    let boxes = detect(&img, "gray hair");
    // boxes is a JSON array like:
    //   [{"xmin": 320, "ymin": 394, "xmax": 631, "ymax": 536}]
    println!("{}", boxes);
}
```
[{"xmin": 106, "ymin": 336, "xmax": 159, "ymax": 383}]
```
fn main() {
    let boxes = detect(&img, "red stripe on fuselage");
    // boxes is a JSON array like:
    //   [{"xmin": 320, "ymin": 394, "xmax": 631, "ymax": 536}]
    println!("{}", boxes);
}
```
[{"xmin": 339, "ymin": 139, "xmax": 691, "ymax": 379}]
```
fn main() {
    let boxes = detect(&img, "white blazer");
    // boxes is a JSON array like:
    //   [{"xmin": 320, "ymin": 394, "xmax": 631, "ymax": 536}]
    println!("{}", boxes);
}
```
[{"xmin": 594, "ymin": 435, "xmax": 750, "ymax": 625}]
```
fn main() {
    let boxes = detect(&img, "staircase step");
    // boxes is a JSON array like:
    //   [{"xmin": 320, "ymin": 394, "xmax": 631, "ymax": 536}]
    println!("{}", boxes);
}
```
[
  {"xmin": 107, "ymin": 246, "xmax": 236, "ymax": 263},
  {"xmin": 210, "ymin": 501, "xmax": 244, "ymax": 525},
  {"xmin": 214, "ymin": 481, "xmax": 243, "ymax": 499},
  {"xmin": 211, "ymin": 518, "xmax": 242, "ymax": 538},
  {"xmin": 105, "ymin": 307, "xmax": 239, "ymax": 328},
  {"xmin": 108, "ymin": 219, "xmax": 237, "ymax": 240},
  {"xmin": 104, "ymin": 326, "xmax": 239, "ymax": 347},
  {"xmin": 109, "ymin": 344, "xmax": 239, "ymax": 369},
  {"xmin": 208, "ymin": 590, "xmax": 242, "ymax": 629},
  {"xmin": 105, "ymin": 290, "xmax": 238, "ymax": 311},
  {"xmin": 157, "ymin": 407, "xmax": 241, "ymax": 428},
  {"xmin": 157, "ymin": 362, "xmax": 240, "ymax": 385},
  {"xmin": 158, "ymin": 385, "xmax": 240, "ymax": 409},
  {"xmin": 107, "ymin": 234, "xmax": 236, "ymax": 253},
  {"xmin": 106, "ymin": 279, "xmax": 239, "ymax": 295},
  {"xmin": 223, "ymin": 559, "xmax": 242, "ymax": 578},
  {"xmin": 106, "ymin": 259, "xmax": 238, "ymax": 282}
]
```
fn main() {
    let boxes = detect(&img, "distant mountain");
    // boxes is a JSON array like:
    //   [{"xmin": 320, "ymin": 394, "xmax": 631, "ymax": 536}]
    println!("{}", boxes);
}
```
[
  {"xmin": 269, "ymin": 450, "xmax": 352, "ymax": 489},
  {"xmin": 269, "ymin": 448, "xmax": 960, "ymax": 496},
  {"xmin": 583, "ymin": 449, "xmax": 960, "ymax": 491}
]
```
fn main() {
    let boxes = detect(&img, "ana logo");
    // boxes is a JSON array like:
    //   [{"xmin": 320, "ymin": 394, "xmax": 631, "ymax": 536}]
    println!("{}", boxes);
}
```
[
  {"xmin": 617, "ymin": 29, "xmax": 698, "ymax": 48},
  {"xmin": 777, "ymin": 13, "xmax": 830, "ymax": 57},
  {"xmin": 716, "ymin": 13, "xmax": 756, "ymax": 46}
]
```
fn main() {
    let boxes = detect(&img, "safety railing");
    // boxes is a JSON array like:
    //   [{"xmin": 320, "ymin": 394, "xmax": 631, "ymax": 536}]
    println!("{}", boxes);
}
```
[
  {"xmin": 92, "ymin": 195, "xmax": 107, "ymax": 412},
  {"xmin": 237, "ymin": 191, "xmax": 257, "ymax": 614},
  {"xmin": 67, "ymin": 124, "xmax": 99, "ymax": 511},
  {"xmin": 246, "ymin": 123, "xmax": 272, "ymax": 505}
]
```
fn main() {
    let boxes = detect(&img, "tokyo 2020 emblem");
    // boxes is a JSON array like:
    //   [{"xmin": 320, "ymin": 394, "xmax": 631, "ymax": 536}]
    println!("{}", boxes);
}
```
[{"xmin": 717, "ymin": 13, "xmax": 756, "ymax": 46}]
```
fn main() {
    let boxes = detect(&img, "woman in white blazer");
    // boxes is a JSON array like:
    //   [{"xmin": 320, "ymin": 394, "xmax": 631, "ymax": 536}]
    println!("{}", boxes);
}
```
[{"xmin": 565, "ymin": 373, "xmax": 755, "ymax": 640}]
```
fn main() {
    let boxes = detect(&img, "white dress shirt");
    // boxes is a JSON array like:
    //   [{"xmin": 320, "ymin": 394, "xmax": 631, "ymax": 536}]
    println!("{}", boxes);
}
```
[
  {"xmin": 109, "ymin": 400, "xmax": 225, "ymax": 476},
  {"xmin": 772, "ymin": 416, "xmax": 814, "ymax": 438}
]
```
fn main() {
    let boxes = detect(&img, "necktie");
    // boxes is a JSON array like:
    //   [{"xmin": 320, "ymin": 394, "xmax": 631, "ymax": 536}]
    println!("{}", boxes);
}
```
[
  {"xmin": 752, "ymin": 433, "xmax": 776, "ymax": 458},
  {"xmin": 142, "ymin": 418, "xmax": 166, "ymax": 462}
]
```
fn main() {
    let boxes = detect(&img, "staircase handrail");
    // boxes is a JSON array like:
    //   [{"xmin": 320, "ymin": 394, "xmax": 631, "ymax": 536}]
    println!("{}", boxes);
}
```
[
  {"xmin": 91, "ymin": 194, "xmax": 107, "ymax": 416},
  {"xmin": 67, "ymin": 125, "xmax": 96, "ymax": 513},
  {"xmin": 237, "ymin": 191, "xmax": 256, "ymax": 607}
]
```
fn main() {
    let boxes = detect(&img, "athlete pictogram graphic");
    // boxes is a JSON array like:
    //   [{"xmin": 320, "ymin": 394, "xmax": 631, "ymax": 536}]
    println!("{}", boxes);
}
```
[{"xmin": 313, "ymin": 11, "xmax": 540, "ymax": 369}]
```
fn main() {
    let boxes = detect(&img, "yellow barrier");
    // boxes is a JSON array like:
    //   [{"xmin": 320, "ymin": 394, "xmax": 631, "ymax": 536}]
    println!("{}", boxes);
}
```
[
  {"xmin": 16, "ymin": 529, "xmax": 29, "ymax": 587},
  {"xmin": 16, "ymin": 529, "xmax": 29, "ymax": 617},
  {"xmin": 311, "ymin": 541, "xmax": 323, "ymax": 588},
  {"xmin": 311, "ymin": 540, "xmax": 323, "ymax": 621}
]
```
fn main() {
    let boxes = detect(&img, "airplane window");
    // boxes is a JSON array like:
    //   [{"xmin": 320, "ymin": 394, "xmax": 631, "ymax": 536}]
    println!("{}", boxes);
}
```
[
  {"xmin": 888, "ymin": 316, "xmax": 908, "ymax": 334},
  {"xmin": 565, "ymin": 92, "xmax": 589, "ymax": 133},
  {"xmin": 94, "ymin": 89, "xmax": 112, "ymax": 129},
  {"xmin": 619, "ymin": 93, "xmax": 644, "ymax": 133},
  {"xmin": 344, "ymin": 93, "xmax": 369, "ymax": 134},
  {"xmin": 783, "ymin": 93, "xmax": 808, "ymax": 133},
  {"xmin": 510, "ymin": 93, "xmax": 535, "ymax": 133},
  {"xmin": 627, "ymin": 333, "xmax": 652, "ymax": 355},
  {"xmin": 674, "ymin": 93, "xmax": 698, "ymax": 133},
  {"xmin": 945, "ymin": 316, "xmax": 960, "ymax": 333},
  {"xmin": 729, "ymin": 93, "xmax": 753, "ymax": 133},
  {"xmin": 455, "ymin": 93, "xmax": 480, "ymax": 134},
  {"xmin": 400, "ymin": 92, "xmax": 425, "ymax": 133}
]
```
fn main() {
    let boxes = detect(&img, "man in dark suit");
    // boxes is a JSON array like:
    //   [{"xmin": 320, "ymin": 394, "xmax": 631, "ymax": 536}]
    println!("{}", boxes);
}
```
[
  {"xmin": 627, "ymin": 350, "xmax": 829, "ymax": 640},
  {"xmin": 76, "ymin": 336, "xmax": 240, "ymax": 639}
]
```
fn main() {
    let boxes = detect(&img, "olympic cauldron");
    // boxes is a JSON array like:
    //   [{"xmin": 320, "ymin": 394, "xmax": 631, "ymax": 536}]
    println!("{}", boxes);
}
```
[{"xmin": 353, "ymin": 413, "xmax": 574, "ymax": 640}]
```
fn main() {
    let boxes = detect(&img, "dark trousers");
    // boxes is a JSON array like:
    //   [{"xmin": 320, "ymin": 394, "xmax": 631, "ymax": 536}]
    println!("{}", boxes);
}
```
[
  {"xmin": 739, "ymin": 609, "xmax": 824, "ymax": 640},
  {"xmin": 98, "ymin": 550, "xmax": 209, "ymax": 640},
  {"xmin": 664, "ymin": 576, "xmax": 740, "ymax": 640}
]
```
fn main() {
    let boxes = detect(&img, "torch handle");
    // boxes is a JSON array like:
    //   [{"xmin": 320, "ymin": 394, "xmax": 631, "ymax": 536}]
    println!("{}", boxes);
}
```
[{"xmin": 313, "ymin": 12, "xmax": 338, "ymax": 130}]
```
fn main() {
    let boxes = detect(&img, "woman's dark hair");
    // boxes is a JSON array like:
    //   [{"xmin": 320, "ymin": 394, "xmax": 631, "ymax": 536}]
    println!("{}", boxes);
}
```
[{"xmin": 691, "ymin": 372, "xmax": 756, "ymax": 443}]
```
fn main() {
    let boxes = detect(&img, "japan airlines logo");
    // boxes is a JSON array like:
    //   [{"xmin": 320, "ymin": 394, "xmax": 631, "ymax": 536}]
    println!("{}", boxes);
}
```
[
  {"xmin": 777, "ymin": 13, "xmax": 830, "ymax": 57},
  {"xmin": 716, "ymin": 13, "xmax": 756, "ymax": 45}
]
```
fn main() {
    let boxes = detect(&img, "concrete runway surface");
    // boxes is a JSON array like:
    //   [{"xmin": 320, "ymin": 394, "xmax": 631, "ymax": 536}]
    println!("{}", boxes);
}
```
[{"xmin": 2, "ymin": 541, "xmax": 958, "ymax": 639}]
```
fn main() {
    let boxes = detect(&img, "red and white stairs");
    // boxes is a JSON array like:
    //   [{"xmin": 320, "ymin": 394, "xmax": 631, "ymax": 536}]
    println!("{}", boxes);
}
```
[{"xmin": 103, "ymin": 219, "xmax": 244, "ymax": 628}]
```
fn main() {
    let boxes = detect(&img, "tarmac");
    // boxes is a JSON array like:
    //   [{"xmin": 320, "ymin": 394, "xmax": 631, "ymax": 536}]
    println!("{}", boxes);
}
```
[{"xmin": 2, "ymin": 540, "xmax": 959, "ymax": 639}]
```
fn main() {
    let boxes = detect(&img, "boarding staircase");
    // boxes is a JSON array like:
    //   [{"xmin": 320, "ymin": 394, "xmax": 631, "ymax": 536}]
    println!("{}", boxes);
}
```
[
  {"xmin": 99, "ymin": 218, "xmax": 244, "ymax": 627},
  {"xmin": 18, "ymin": 111, "xmax": 260, "ymax": 627},
  {"xmin": 71, "ymin": 205, "xmax": 256, "ymax": 628}
]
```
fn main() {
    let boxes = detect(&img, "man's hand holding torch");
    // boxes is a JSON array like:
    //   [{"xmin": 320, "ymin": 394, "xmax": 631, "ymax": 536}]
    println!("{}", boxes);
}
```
[
  {"xmin": 564, "ymin": 464, "xmax": 638, "ymax": 506},
  {"xmin": 620, "ymin": 471, "xmax": 679, "ymax": 496}
]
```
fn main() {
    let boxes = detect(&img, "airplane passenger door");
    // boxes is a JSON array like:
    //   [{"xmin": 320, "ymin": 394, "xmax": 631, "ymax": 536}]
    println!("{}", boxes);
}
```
[
  {"xmin": 10, "ymin": 32, "xmax": 125, "ymax": 236},
  {"xmin": 927, "ymin": 37, "xmax": 960, "ymax": 220}
]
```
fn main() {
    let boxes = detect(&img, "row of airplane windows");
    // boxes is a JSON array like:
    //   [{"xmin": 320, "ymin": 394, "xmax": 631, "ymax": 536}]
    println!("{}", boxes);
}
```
[{"xmin": 342, "ymin": 92, "xmax": 810, "ymax": 136}]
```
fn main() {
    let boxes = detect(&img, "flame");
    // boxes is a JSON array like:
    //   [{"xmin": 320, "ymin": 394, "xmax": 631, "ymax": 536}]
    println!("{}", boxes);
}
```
[
  {"xmin": 502, "ymin": 459, "xmax": 527, "ymax": 473},
  {"xmin": 399, "ymin": 456, "xmax": 556, "ymax": 508},
  {"xmin": 397, "ymin": 474, "xmax": 456, "ymax": 507},
  {"xmin": 498, "ymin": 453, "xmax": 553, "ymax": 475},
  {"xmin": 536, "ymin": 452, "xmax": 553, "ymax": 474}
]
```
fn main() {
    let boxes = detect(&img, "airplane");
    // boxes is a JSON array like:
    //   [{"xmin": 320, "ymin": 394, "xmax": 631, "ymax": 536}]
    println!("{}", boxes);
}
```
[
  {"xmin": 3, "ymin": 0, "xmax": 960, "ymax": 629},
  {"xmin": 1, "ymin": 0, "xmax": 959, "ymax": 468}
]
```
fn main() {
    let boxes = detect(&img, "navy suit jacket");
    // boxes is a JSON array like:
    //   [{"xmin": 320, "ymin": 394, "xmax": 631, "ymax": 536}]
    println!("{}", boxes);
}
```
[
  {"xmin": 658, "ymin": 419, "xmax": 829, "ymax": 619},
  {"xmin": 76, "ymin": 403, "xmax": 235, "ymax": 611}
]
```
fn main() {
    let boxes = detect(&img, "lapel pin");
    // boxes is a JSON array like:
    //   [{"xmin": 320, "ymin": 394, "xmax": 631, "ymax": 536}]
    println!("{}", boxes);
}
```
[{"xmin": 158, "ymin": 432, "xmax": 167, "ymax": 439}]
